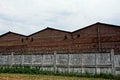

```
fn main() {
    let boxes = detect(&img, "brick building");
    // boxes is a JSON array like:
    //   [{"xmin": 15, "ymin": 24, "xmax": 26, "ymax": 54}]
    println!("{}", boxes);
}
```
[
  {"xmin": 27, "ymin": 27, "xmax": 72, "ymax": 53},
  {"xmin": 0, "ymin": 31, "xmax": 27, "ymax": 53},
  {"xmin": 72, "ymin": 22, "xmax": 120, "ymax": 53},
  {"xmin": 0, "ymin": 22, "xmax": 120, "ymax": 54}
]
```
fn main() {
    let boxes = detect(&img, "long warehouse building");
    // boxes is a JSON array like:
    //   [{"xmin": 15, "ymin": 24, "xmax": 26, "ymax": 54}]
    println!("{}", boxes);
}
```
[{"xmin": 0, "ymin": 22, "xmax": 120, "ymax": 54}]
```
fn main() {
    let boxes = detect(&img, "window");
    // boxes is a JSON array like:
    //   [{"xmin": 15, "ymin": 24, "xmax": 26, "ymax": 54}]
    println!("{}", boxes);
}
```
[
  {"xmin": 26, "ymin": 37, "xmax": 28, "ymax": 40},
  {"xmin": 64, "ymin": 35, "xmax": 67, "ymax": 39},
  {"xmin": 31, "ymin": 38, "xmax": 33, "ymax": 42},
  {"xmin": 77, "ymin": 34, "xmax": 80, "ymax": 38},
  {"xmin": 21, "ymin": 39, "xmax": 24, "ymax": 43}
]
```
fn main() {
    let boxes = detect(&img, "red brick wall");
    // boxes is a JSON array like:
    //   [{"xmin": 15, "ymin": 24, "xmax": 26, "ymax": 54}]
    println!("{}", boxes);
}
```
[
  {"xmin": 27, "ymin": 28, "xmax": 72, "ymax": 53},
  {"xmin": 72, "ymin": 24, "xmax": 120, "ymax": 53},
  {"xmin": 72, "ymin": 24, "xmax": 98, "ymax": 52},
  {"xmin": 99, "ymin": 24, "xmax": 120, "ymax": 53},
  {"xmin": 0, "ymin": 32, "xmax": 27, "ymax": 53},
  {"xmin": 0, "ymin": 23, "xmax": 120, "ymax": 54}
]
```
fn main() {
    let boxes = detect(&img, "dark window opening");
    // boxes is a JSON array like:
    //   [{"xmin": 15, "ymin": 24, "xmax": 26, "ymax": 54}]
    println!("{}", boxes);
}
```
[
  {"xmin": 64, "ymin": 35, "xmax": 67, "ymax": 39},
  {"xmin": 21, "ymin": 39, "xmax": 24, "ymax": 43},
  {"xmin": 31, "ymin": 38, "xmax": 33, "ymax": 42},
  {"xmin": 26, "ymin": 37, "xmax": 28, "ymax": 40},
  {"xmin": 77, "ymin": 34, "xmax": 80, "ymax": 38}
]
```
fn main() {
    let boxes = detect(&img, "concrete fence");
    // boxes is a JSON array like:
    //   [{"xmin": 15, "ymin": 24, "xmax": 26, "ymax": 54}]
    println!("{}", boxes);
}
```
[{"xmin": 0, "ymin": 49, "xmax": 120, "ymax": 74}]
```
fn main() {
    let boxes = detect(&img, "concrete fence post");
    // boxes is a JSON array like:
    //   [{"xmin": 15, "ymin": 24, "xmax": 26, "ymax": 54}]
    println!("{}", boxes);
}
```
[
  {"xmin": 111, "ymin": 49, "xmax": 115, "ymax": 75},
  {"xmin": 95, "ymin": 53, "xmax": 98, "ymax": 74},
  {"xmin": 3, "ymin": 54, "xmax": 5, "ymax": 66},
  {"xmin": 0, "ymin": 53, "xmax": 2, "ymax": 66},
  {"xmin": 31, "ymin": 54, "xmax": 34, "ymax": 68},
  {"xmin": 10, "ymin": 52, "xmax": 14, "ymax": 67},
  {"xmin": 53, "ymin": 51, "xmax": 57, "ymax": 73},
  {"xmin": 81, "ymin": 54, "xmax": 83, "ymax": 73},
  {"xmin": 41, "ymin": 54, "xmax": 44, "ymax": 70},
  {"xmin": 67, "ymin": 53, "xmax": 70, "ymax": 73},
  {"xmin": 21, "ymin": 54, "xmax": 24, "ymax": 67}
]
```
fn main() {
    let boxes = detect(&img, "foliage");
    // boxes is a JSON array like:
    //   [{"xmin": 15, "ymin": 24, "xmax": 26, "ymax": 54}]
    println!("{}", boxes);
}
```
[{"xmin": 0, "ymin": 66, "xmax": 119, "ymax": 79}]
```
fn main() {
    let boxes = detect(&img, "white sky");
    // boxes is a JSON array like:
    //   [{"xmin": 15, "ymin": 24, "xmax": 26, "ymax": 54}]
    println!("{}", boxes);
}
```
[{"xmin": 0, "ymin": 0, "xmax": 120, "ymax": 35}]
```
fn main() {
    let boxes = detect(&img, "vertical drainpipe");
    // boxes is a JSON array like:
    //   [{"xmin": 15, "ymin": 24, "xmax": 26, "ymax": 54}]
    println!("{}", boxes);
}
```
[
  {"xmin": 26, "ymin": 37, "xmax": 29, "ymax": 54},
  {"xmin": 71, "ymin": 33, "xmax": 74, "ymax": 53},
  {"xmin": 97, "ymin": 25, "xmax": 101, "ymax": 52},
  {"xmin": 70, "ymin": 34, "xmax": 72, "ymax": 53},
  {"xmin": 95, "ymin": 25, "xmax": 101, "ymax": 74}
]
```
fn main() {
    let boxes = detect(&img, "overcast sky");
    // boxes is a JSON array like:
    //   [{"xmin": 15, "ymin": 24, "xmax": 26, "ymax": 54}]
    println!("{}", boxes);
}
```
[{"xmin": 0, "ymin": 0, "xmax": 120, "ymax": 35}]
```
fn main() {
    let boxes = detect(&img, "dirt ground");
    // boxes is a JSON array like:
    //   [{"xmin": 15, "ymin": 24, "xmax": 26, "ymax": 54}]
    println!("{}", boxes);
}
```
[{"xmin": 0, "ymin": 73, "xmax": 108, "ymax": 80}]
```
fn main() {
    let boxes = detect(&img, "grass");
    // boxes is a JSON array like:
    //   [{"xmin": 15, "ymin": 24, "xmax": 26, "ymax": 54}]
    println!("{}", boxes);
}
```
[
  {"xmin": 0, "ymin": 66, "xmax": 119, "ymax": 79},
  {"xmin": 0, "ymin": 73, "xmax": 108, "ymax": 80}
]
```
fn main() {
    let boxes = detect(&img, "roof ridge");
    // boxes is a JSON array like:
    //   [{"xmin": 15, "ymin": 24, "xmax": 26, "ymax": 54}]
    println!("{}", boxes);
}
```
[
  {"xmin": 28, "ymin": 27, "xmax": 71, "ymax": 37},
  {"xmin": 0, "ymin": 31, "xmax": 26, "ymax": 37},
  {"xmin": 72, "ymin": 22, "xmax": 120, "ymax": 33}
]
